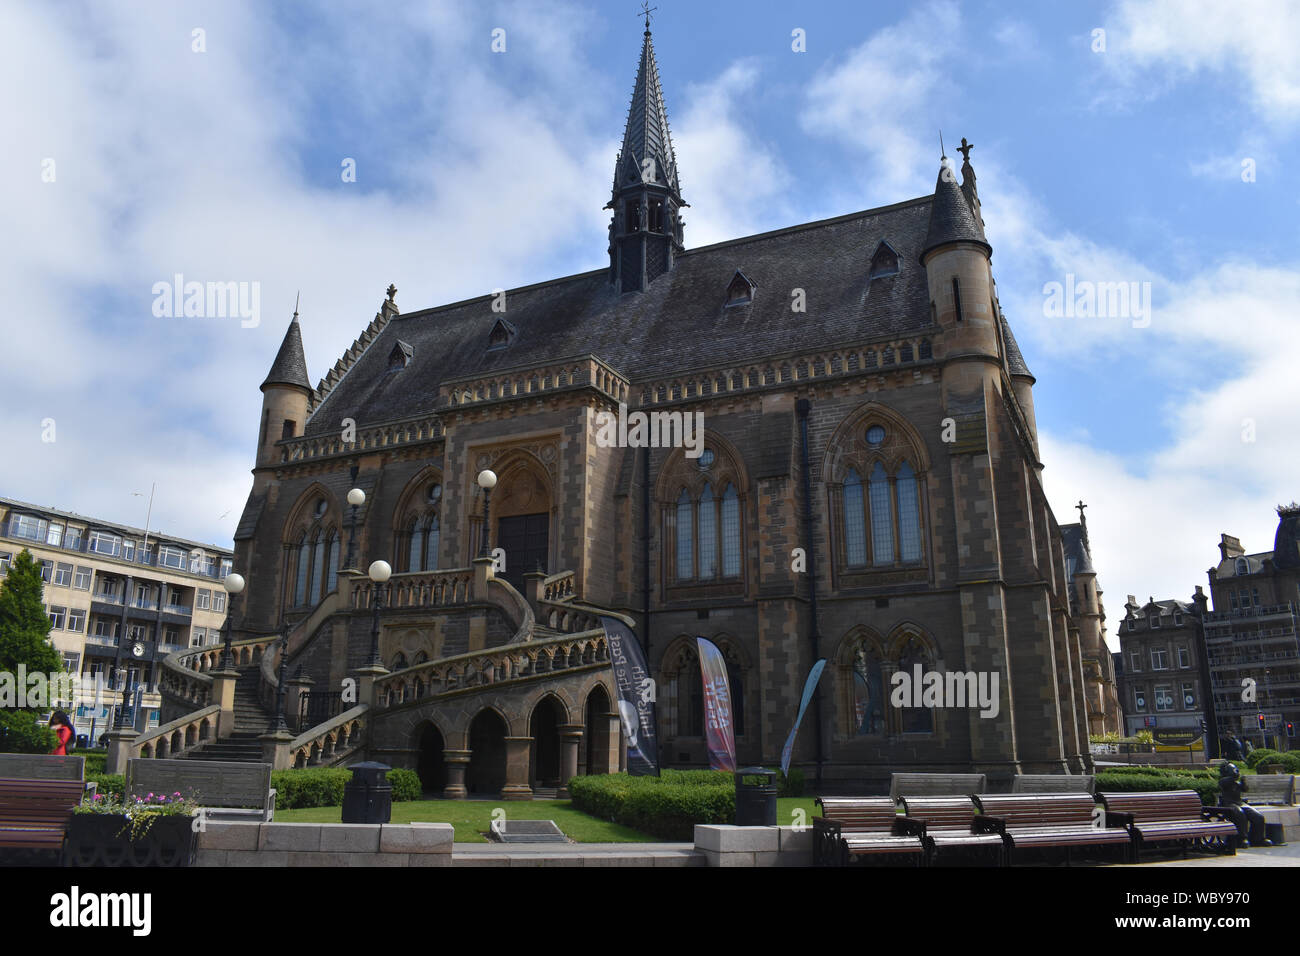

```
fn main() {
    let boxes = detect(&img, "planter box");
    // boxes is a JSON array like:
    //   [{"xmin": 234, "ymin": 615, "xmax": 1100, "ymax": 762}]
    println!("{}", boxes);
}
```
[{"xmin": 64, "ymin": 813, "xmax": 197, "ymax": 867}]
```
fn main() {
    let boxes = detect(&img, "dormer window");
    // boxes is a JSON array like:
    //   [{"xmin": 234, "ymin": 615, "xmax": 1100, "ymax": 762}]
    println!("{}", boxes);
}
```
[
  {"xmin": 868, "ymin": 241, "xmax": 899, "ymax": 280},
  {"xmin": 1235, "ymin": 557, "xmax": 1249, "ymax": 576},
  {"xmin": 724, "ymin": 270, "xmax": 756, "ymax": 308},
  {"xmin": 387, "ymin": 340, "xmax": 413, "ymax": 371},
  {"xmin": 487, "ymin": 318, "xmax": 516, "ymax": 351}
]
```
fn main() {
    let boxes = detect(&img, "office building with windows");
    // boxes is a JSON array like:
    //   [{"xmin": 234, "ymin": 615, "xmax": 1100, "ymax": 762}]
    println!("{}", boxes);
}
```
[
  {"xmin": 0, "ymin": 496, "xmax": 233, "ymax": 736},
  {"xmin": 1116, "ymin": 595, "xmax": 1205, "ymax": 742}
]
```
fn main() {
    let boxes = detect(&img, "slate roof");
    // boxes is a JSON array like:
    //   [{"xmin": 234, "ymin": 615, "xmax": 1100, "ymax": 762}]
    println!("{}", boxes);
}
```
[
  {"xmin": 614, "ymin": 30, "xmax": 682, "ymax": 200},
  {"xmin": 305, "ymin": 197, "xmax": 941, "ymax": 436},
  {"xmin": 262, "ymin": 315, "xmax": 311, "ymax": 392},
  {"xmin": 999, "ymin": 310, "xmax": 1032, "ymax": 379},
  {"xmin": 1061, "ymin": 523, "xmax": 1095, "ymax": 577},
  {"xmin": 1273, "ymin": 506, "xmax": 1300, "ymax": 570},
  {"xmin": 921, "ymin": 164, "xmax": 991, "ymax": 262}
]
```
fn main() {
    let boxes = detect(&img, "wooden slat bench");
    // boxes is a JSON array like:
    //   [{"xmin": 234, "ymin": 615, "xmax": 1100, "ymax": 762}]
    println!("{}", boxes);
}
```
[
  {"xmin": 973, "ymin": 794, "xmax": 1133, "ymax": 864},
  {"xmin": 898, "ymin": 796, "xmax": 1005, "ymax": 865},
  {"xmin": 1012, "ymin": 774, "xmax": 1095, "ymax": 794},
  {"xmin": 0, "ymin": 778, "xmax": 84, "ymax": 852},
  {"xmin": 1099, "ymin": 790, "xmax": 1237, "ymax": 858},
  {"xmin": 1243, "ymin": 774, "xmax": 1295, "ymax": 806},
  {"xmin": 126, "ymin": 759, "xmax": 275, "ymax": 822},
  {"xmin": 813, "ymin": 797, "xmax": 925, "ymax": 866},
  {"xmin": 0, "ymin": 753, "xmax": 96, "ymax": 796},
  {"xmin": 889, "ymin": 773, "xmax": 987, "ymax": 800}
]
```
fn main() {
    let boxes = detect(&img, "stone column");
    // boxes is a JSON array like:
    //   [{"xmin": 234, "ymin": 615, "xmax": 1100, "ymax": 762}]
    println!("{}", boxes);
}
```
[
  {"xmin": 354, "ymin": 664, "xmax": 389, "ymax": 711},
  {"xmin": 558, "ymin": 723, "xmax": 583, "ymax": 797},
  {"xmin": 259, "ymin": 729, "xmax": 294, "ymax": 770},
  {"xmin": 209, "ymin": 668, "xmax": 238, "ymax": 737},
  {"xmin": 523, "ymin": 569, "xmax": 546, "ymax": 611},
  {"xmin": 501, "ymin": 736, "xmax": 533, "ymax": 800},
  {"xmin": 443, "ymin": 749, "xmax": 470, "ymax": 799},
  {"xmin": 472, "ymin": 556, "xmax": 494, "ymax": 602},
  {"xmin": 604, "ymin": 713, "xmax": 622, "ymax": 775},
  {"xmin": 286, "ymin": 673, "xmax": 314, "ymax": 733},
  {"xmin": 104, "ymin": 726, "xmax": 139, "ymax": 775}
]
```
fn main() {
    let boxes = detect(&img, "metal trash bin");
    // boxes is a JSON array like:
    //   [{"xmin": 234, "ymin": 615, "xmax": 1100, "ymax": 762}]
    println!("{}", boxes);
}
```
[
  {"xmin": 342, "ymin": 762, "xmax": 393, "ymax": 824},
  {"xmin": 75, "ymin": 735, "xmax": 89, "ymax": 750},
  {"xmin": 734, "ymin": 766, "xmax": 778, "ymax": 826}
]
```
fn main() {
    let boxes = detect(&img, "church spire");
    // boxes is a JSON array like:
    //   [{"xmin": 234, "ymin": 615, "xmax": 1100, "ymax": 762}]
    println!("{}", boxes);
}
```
[
  {"xmin": 260, "ymin": 305, "xmax": 311, "ymax": 393},
  {"xmin": 607, "ymin": 20, "xmax": 686, "ymax": 294}
]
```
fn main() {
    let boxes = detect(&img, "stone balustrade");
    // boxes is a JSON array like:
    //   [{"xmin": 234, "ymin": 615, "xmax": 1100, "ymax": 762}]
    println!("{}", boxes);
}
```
[
  {"xmin": 442, "ymin": 355, "xmax": 629, "ymax": 408},
  {"xmin": 280, "ymin": 413, "xmax": 443, "ymax": 464},
  {"xmin": 352, "ymin": 568, "xmax": 474, "ymax": 610},
  {"xmin": 541, "ymin": 570, "xmax": 575, "ymax": 603},
  {"xmin": 129, "ymin": 705, "xmax": 222, "ymax": 760},
  {"xmin": 288, "ymin": 705, "xmax": 368, "ymax": 769},
  {"xmin": 537, "ymin": 600, "xmax": 633, "ymax": 635}
]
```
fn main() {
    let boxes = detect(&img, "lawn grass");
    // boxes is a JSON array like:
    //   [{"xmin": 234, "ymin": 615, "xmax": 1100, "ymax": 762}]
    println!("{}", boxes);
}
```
[
  {"xmin": 276, "ymin": 794, "xmax": 823, "ymax": 842},
  {"xmin": 276, "ymin": 798, "xmax": 658, "ymax": 843}
]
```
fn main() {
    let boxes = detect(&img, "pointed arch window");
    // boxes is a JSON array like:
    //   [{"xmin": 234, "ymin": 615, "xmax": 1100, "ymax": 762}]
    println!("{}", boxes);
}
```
[
  {"xmin": 672, "ymin": 482, "xmax": 743, "ymax": 583},
  {"xmin": 898, "ymin": 637, "xmax": 934, "ymax": 733},
  {"xmin": 425, "ymin": 515, "xmax": 440, "ymax": 572},
  {"xmin": 698, "ymin": 485, "xmax": 717, "ymax": 578},
  {"xmin": 869, "ymin": 462, "xmax": 893, "ymax": 565},
  {"xmin": 294, "ymin": 534, "xmax": 309, "ymax": 607},
  {"xmin": 326, "ymin": 531, "xmax": 339, "ymax": 594},
  {"xmin": 897, "ymin": 462, "xmax": 921, "ymax": 562},
  {"xmin": 408, "ymin": 517, "xmax": 424, "ymax": 573},
  {"xmin": 721, "ymin": 485, "xmax": 741, "ymax": 577},
  {"xmin": 852, "ymin": 642, "xmax": 885, "ymax": 735},
  {"xmin": 844, "ymin": 469, "xmax": 867, "ymax": 567},
  {"xmin": 675, "ymin": 489, "xmax": 694, "ymax": 582},
  {"xmin": 309, "ymin": 533, "xmax": 325, "ymax": 605}
]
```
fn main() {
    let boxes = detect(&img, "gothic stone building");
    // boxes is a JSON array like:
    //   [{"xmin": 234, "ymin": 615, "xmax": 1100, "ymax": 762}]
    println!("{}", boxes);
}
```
[{"xmin": 225, "ymin": 27, "xmax": 1097, "ymax": 794}]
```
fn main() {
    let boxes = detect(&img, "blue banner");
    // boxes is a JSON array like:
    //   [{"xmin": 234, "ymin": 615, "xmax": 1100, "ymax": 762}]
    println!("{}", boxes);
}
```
[
  {"xmin": 697, "ymin": 637, "xmax": 736, "ymax": 772},
  {"xmin": 601, "ymin": 616, "xmax": 659, "ymax": 776},
  {"xmin": 781, "ymin": 658, "xmax": 826, "ymax": 775}
]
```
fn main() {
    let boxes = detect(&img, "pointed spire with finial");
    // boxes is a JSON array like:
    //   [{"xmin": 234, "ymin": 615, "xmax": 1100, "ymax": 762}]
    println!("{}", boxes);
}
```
[{"xmin": 260, "ymin": 299, "xmax": 311, "ymax": 393}]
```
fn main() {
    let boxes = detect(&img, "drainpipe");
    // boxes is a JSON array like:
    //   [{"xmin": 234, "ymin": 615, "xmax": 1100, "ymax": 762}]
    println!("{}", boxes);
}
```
[
  {"xmin": 796, "ymin": 399, "xmax": 825, "ymax": 789},
  {"xmin": 642, "ymin": 447, "xmax": 651, "ymax": 658}
]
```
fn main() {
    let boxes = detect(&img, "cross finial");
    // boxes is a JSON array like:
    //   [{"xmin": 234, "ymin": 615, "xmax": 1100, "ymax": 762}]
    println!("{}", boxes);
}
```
[
  {"xmin": 1076, "ymin": 499, "xmax": 1087, "ymax": 521},
  {"xmin": 639, "ymin": 2, "xmax": 657, "ymax": 32},
  {"xmin": 386, "ymin": 283, "xmax": 397, "ymax": 303},
  {"xmin": 958, "ymin": 137, "xmax": 975, "ymax": 163}
]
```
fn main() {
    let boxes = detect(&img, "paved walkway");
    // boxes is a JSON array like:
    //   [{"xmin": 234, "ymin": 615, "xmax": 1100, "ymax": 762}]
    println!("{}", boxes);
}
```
[
  {"xmin": 453, "ymin": 842, "xmax": 703, "ymax": 867},
  {"xmin": 1110, "ymin": 843, "xmax": 1300, "ymax": 867}
]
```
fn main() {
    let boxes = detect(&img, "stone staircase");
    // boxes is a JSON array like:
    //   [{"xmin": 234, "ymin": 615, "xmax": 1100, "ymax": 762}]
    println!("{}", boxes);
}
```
[{"xmin": 182, "ymin": 665, "xmax": 276, "ymax": 763}]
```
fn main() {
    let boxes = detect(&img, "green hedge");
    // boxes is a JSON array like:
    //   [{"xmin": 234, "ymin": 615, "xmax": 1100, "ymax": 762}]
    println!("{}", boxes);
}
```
[
  {"xmin": 271, "ymin": 766, "xmax": 422, "ymax": 810},
  {"xmin": 1095, "ymin": 770, "xmax": 1218, "ymax": 805},
  {"xmin": 1243, "ymin": 749, "xmax": 1300, "ymax": 772},
  {"xmin": 387, "ymin": 769, "xmax": 421, "ymax": 802},
  {"xmin": 568, "ymin": 772, "xmax": 738, "ymax": 841},
  {"xmin": 1099, "ymin": 765, "xmax": 1218, "ymax": 779},
  {"xmin": 86, "ymin": 772, "xmax": 124, "ymax": 799}
]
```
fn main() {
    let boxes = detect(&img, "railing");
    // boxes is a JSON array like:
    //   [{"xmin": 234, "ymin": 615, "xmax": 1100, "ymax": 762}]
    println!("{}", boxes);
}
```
[
  {"xmin": 373, "ymin": 627, "xmax": 610, "ymax": 708},
  {"xmin": 298, "ymin": 691, "xmax": 345, "ymax": 733},
  {"xmin": 129, "ymin": 705, "xmax": 221, "ymax": 760},
  {"xmin": 159, "ymin": 635, "xmax": 277, "ymax": 711},
  {"xmin": 443, "ymin": 355, "xmax": 630, "ymax": 408},
  {"xmin": 162, "ymin": 604, "xmax": 192, "ymax": 616},
  {"xmin": 536, "ymin": 599, "xmax": 633, "ymax": 635},
  {"xmin": 351, "ymin": 568, "xmax": 474, "ymax": 610},
  {"xmin": 280, "ymin": 412, "xmax": 442, "ymax": 464},
  {"xmin": 542, "ymin": 570, "xmax": 575, "ymax": 603},
  {"xmin": 1205, "ymin": 603, "xmax": 1297, "ymax": 622},
  {"xmin": 289, "ymin": 705, "xmax": 368, "ymax": 768}
]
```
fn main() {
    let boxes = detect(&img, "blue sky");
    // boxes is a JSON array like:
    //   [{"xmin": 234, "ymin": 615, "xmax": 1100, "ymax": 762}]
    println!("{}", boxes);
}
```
[{"xmin": 3, "ymin": 0, "xmax": 1298, "ymax": 647}]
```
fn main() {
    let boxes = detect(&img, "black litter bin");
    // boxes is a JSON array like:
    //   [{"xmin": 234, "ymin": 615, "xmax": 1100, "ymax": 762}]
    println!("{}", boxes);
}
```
[
  {"xmin": 75, "ymin": 734, "xmax": 89, "ymax": 750},
  {"xmin": 342, "ymin": 762, "xmax": 393, "ymax": 824},
  {"xmin": 734, "ymin": 766, "xmax": 778, "ymax": 826}
]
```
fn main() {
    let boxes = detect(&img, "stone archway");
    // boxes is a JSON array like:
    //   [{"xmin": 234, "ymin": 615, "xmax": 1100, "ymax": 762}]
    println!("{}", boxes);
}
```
[
  {"xmin": 529, "ymin": 696, "xmax": 564, "ymax": 789},
  {"xmin": 415, "ymin": 722, "xmax": 446, "ymax": 796},
  {"xmin": 490, "ymin": 456, "xmax": 553, "ymax": 591},
  {"xmin": 584, "ymin": 684, "xmax": 615, "ymax": 775},
  {"xmin": 466, "ymin": 709, "xmax": 508, "ymax": 796}
]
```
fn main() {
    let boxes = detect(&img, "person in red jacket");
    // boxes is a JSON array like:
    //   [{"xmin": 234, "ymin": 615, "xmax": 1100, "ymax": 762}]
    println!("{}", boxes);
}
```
[{"xmin": 48, "ymin": 710, "xmax": 74, "ymax": 756}]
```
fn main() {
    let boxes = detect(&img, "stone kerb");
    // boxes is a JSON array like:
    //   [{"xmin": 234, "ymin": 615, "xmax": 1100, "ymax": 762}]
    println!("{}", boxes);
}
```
[
  {"xmin": 196, "ymin": 821, "xmax": 454, "ymax": 867},
  {"xmin": 693, "ymin": 825, "xmax": 812, "ymax": 867}
]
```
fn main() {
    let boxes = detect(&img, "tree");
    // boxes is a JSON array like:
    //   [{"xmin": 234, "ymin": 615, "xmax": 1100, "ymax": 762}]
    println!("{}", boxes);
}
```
[{"xmin": 0, "ymin": 549, "xmax": 62, "ymax": 753}]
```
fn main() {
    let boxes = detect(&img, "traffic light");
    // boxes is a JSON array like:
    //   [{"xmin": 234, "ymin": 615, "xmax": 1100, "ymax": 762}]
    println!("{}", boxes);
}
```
[
  {"xmin": 1258, "ymin": 713, "xmax": 1266, "ymax": 730},
  {"xmin": 1199, "ymin": 717, "xmax": 1207, "ymax": 734},
  {"xmin": 1288, "ymin": 721, "xmax": 1295, "ymax": 739}
]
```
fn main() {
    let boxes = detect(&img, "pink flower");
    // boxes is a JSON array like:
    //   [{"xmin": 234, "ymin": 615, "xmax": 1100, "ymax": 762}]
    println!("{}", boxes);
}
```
[{"xmin": 93, "ymin": 794, "xmax": 103, "ymax": 801}]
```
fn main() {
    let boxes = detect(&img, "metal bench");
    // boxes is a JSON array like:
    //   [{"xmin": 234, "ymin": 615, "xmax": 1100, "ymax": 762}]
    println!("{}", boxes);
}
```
[
  {"xmin": 1099, "ymin": 790, "xmax": 1237, "ymax": 858},
  {"xmin": 813, "ymin": 797, "xmax": 925, "ymax": 866},
  {"xmin": 889, "ymin": 772, "xmax": 987, "ymax": 800},
  {"xmin": 898, "ymin": 795, "xmax": 1005, "ymax": 865},
  {"xmin": 0, "ymin": 778, "xmax": 84, "ymax": 852},
  {"xmin": 1012, "ymin": 774, "xmax": 1095, "ymax": 794},
  {"xmin": 974, "ymin": 793, "xmax": 1133, "ymax": 864},
  {"xmin": 1243, "ymin": 774, "xmax": 1295, "ymax": 806},
  {"xmin": 126, "ymin": 759, "xmax": 275, "ymax": 822}
]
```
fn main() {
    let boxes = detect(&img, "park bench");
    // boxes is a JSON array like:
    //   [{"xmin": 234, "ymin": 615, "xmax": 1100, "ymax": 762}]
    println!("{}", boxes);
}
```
[
  {"xmin": 813, "ymin": 797, "xmax": 925, "ymax": 866},
  {"xmin": 1242, "ymin": 774, "xmax": 1295, "ymax": 806},
  {"xmin": 889, "ymin": 772, "xmax": 986, "ymax": 800},
  {"xmin": 973, "ymin": 793, "xmax": 1133, "ymax": 864},
  {"xmin": 898, "ymin": 795, "xmax": 1005, "ymax": 865},
  {"xmin": 126, "ymin": 759, "xmax": 276, "ymax": 822},
  {"xmin": 0, "ymin": 778, "xmax": 84, "ymax": 853},
  {"xmin": 1012, "ymin": 774, "xmax": 1094, "ymax": 794},
  {"xmin": 1099, "ymin": 790, "xmax": 1237, "ymax": 857},
  {"xmin": 0, "ymin": 753, "xmax": 96, "ymax": 796}
]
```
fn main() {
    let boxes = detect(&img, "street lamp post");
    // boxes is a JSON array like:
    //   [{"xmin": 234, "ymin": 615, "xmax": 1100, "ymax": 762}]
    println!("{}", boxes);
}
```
[
  {"xmin": 477, "ymin": 469, "xmax": 497, "ymax": 558},
  {"xmin": 218, "ymin": 573, "xmax": 246, "ymax": 670},
  {"xmin": 367, "ymin": 560, "xmax": 392, "ymax": 668},
  {"xmin": 344, "ymin": 487, "xmax": 365, "ymax": 569},
  {"xmin": 268, "ymin": 633, "xmax": 290, "ymax": 734}
]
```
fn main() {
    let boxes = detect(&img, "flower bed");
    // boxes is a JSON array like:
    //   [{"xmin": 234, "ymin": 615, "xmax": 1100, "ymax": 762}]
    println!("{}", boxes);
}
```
[{"xmin": 65, "ymin": 791, "xmax": 200, "ymax": 867}]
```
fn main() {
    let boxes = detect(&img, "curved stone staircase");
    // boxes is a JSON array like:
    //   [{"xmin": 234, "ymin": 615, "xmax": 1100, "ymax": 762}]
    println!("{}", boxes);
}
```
[{"xmin": 181, "ymin": 665, "xmax": 274, "ymax": 762}]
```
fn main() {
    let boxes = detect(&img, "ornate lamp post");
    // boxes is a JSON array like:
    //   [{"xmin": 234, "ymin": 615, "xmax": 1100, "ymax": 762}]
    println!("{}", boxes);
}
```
[
  {"xmin": 268, "ymin": 633, "xmax": 291, "ymax": 734},
  {"xmin": 344, "ymin": 487, "xmax": 365, "ymax": 569},
  {"xmin": 366, "ymin": 560, "xmax": 392, "ymax": 668},
  {"xmin": 477, "ymin": 469, "xmax": 497, "ymax": 558},
  {"xmin": 218, "ymin": 572, "xmax": 246, "ymax": 670}
]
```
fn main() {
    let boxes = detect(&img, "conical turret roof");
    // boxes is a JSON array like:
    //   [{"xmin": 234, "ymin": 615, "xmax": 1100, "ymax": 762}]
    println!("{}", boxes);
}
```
[
  {"xmin": 921, "ymin": 162, "xmax": 990, "ymax": 261},
  {"xmin": 261, "ymin": 312, "xmax": 311, "ymax": 392}
]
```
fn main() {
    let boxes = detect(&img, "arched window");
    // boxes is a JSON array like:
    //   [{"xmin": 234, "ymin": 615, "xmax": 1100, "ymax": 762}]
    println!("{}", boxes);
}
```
[
  {"xmin": 869, "ymin": 462, "xmax": 893, "ymax": 565},
  {"xmin": 676, "ymin": 646, "xmax": 703, "ymax": 737},
  {"xmin": 721, "ymin": 485, "xmax": 741, "ymax": 577},
  {"xmin": 294, "ymin": 534, "xmax": 309, "ymax": 606},
  {"xmin": 896, "ymin": 462, "xmax": 921, "ymax": 563},
  {"xmin": 898, "ymin": 637, "xmax": 933, "ymax": 734},
  {"xmin": 852, "ymin": 642, "xmax": 884, "ymax": 735},
  {"xmin": 325, "ymin": 531, "xmax": 339, "ymax": 594},
  {"xmin": 675, "ymin": 489, "xmax": 694, "ymax": 582},
  {"xmin": 1235, "ymin": 557, "xmax": 1249, "ymax": 576},
  {"xmin": 844, "ymin": 469, "xmax": 866, "ymax": 567},
  {"xmin": 309, "ymin": 534, "xmax": 325, "ymax": 605},
  {"xmin": 408, "ymin": 517, "xmax": 424, "ymax": 573},
  {"xmin": 425, "ymin": 515, "xmax": 440, "ymax": 571},
  {"xmin": 698, "ymin": 485, "xmax": 717, "ymax": 578}
]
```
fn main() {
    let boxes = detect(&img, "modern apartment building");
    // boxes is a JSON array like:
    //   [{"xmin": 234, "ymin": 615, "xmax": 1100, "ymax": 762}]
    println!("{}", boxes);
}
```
[{"xmin": 0, "ymin": 496, "xmax": 233, "ymax": 738}]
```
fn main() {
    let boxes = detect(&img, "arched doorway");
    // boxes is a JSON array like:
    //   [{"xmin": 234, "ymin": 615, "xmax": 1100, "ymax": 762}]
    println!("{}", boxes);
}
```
[
  {"xmin": 489, "ymin": 457, "xmax": 553, "ymax": 591},
  {"xmin": 466, "ymin": 709, "xmax": 507, "ymax": 795},
  {"xmin": 584, "ymin": 685, "xmax": 613, "ymax": 775},
  {"xmin": 529, "ymin": 696, "xmax": 564, "ymax": 788},
  {"xmin": 415, "ymin": 722, "xmax": 446, "ymax": 796}
]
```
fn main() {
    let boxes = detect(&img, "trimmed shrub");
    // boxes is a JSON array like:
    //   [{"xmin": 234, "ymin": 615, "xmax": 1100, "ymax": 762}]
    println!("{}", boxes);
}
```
[
  {"xmin": 568, "ymin": 772, "xmax": 736, "ymax": 840},
  {"xmin": 1096, "ymin": 770, "xmax": 1218, "ymax": 805},
  {"xmin": 86, "ymin": 772, "xmax": 124, "ymax": 799},
  {"xmin": 271, "ymin": 768, "xmax": 351, "ymax": 810},
  {"xmin": 80, "ymin": 750, "xmax": 107, "ymax": 774},
  {"xmin": 1245, "ymin": 749, "xmax": 1281, "ymax": 770},
  {"xmin": 387, "ymin": 768, "xmax": 421, "ymax": 802}
]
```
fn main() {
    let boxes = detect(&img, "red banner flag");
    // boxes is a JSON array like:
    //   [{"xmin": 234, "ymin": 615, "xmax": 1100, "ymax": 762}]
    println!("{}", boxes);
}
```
[{"xmin": 696, "ymin": 637, "xmax": 736, "ymax": 772}]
